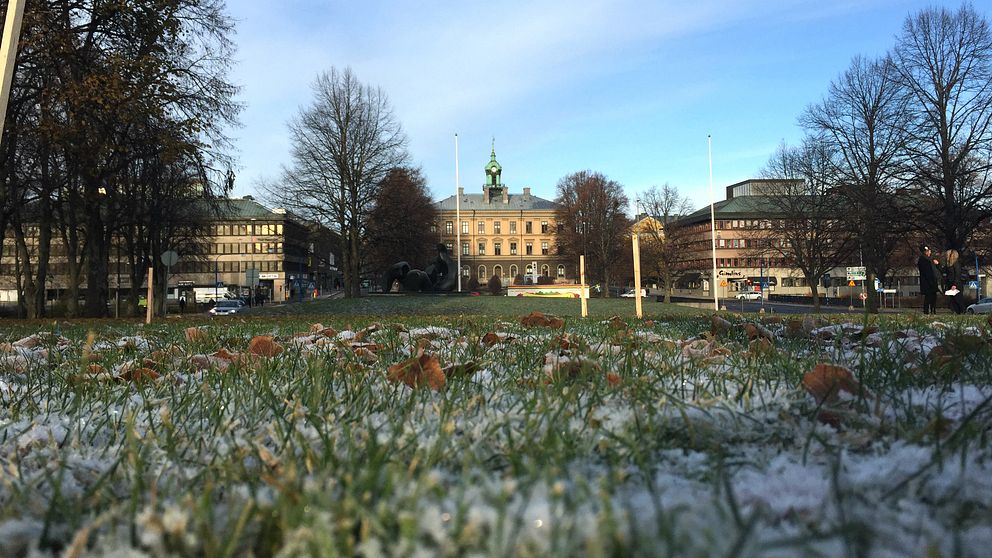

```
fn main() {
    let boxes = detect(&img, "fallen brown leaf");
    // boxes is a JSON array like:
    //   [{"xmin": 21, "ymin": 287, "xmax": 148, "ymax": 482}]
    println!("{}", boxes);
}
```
[
  {"xmin": 387, "ymin": 354, "xmax": 446, "ymax": 390},
  {"xmin": 248, "ymin": 336, "xmax": 283, "ymax": 357},
  {"xmin": 802, "ymin": 363, "xmax": 862, "ymax": 404}
]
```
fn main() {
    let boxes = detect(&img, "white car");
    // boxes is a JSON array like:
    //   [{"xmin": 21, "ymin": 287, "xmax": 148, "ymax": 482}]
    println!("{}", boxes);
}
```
[
  {"xmin": 209, "ymin": 300, "xmax": 244, "ymax": 316},
  {"xmin": 620, "ymin": 289, "xmax": 647, "ymax": 298},
  {"xmin": 966, "ymin": 297, "xmax": 992, "ymax": 314},
  {"xmin": 735, "ymin": 291, "xmax": 762, "ymax": 301}
]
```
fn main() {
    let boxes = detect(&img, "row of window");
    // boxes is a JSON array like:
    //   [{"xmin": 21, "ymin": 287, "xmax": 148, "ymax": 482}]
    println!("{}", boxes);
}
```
[
  {"xmin": 439, "ymin": 220, "xmax": 550, "ymax": 236},
  {"xmin": 176, "ymin": 260, "xmax": 284, "ymax": 274},
  {"xmin": 209, "ymin": 242, "xmax": 283, "ymax": 255},
  {"xmin": 444, "ymin": 240, "xmax": 549, "ymax": 256},
  {"xmin": 717, "ymin": 258, "xmax": 786, "ymax": 268},
  {"xmin": 213, "ymin": 223, "xmax": 283, "ymax": 237},
  {"xmin": 464, "ymin": 264, "xmax": 567, "ymax": 279}
]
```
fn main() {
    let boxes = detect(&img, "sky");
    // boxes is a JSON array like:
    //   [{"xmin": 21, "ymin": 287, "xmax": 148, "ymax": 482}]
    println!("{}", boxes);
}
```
[{"xmin": 224, "ymin": 0, "xmax": 959, "ymax": 213}]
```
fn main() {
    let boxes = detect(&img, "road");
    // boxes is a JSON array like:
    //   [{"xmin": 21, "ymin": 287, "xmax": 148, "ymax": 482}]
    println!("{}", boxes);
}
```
[{"xmin": 717, "ymin": 298, "xmax": 870, "ymax": 315}]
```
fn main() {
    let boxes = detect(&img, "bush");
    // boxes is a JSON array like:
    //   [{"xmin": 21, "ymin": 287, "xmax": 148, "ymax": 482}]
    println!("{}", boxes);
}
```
[
  {"xmin": 487, "ymin": 275, "xmax": 503, "ymax": 295},
  {"xmin": 513, "ymin": 274, "xmax": 525, "ymax": 286},
  {"xmin": 467, "ymin": 276, "xmax": 480, "ymax": 292},
  {"xmin": 537, "ymin": 276, "xmax": 554, "ymax": 285}
]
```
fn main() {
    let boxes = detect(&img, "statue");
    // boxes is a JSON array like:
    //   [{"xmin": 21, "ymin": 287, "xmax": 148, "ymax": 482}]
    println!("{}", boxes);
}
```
[{"xmin": 382, "ymin": 244, "xmax": 457, "ymax": 293}]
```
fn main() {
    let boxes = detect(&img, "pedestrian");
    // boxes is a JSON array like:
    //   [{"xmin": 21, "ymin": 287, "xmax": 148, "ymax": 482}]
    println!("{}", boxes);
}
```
[
  {"xmin": 917, "ymin": 244, "xmax": 939, "ymax": 314},
  {"xmin": 942, "ymin": 248, "xmax": 966, "ymax": 314},
  {"xmin": 179, "ymin": 295, "xmax": 187, "ymax": 313}
]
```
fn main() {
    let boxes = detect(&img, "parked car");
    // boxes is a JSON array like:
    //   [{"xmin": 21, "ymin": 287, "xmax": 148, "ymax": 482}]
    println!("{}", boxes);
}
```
[
  {"xmin": 209, "ymin": 299, "xmax": 245, "ymax": 316},
  {"xmin": 966, "ymin": 297, "xmax": 992, "ymax": 314},
  {"xmin": 620, "ymin": 289, "xmax": 647, "ymax": 298},
  {"xmin": 735, "ymin": 291, "xmax": 762, "ymax": 301}
]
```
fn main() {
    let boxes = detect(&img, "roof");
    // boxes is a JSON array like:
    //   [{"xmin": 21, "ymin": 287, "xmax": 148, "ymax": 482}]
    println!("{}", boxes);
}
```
[
  {"xmin": 680, "ymin": 195, "xmax": 787, "ymax": 224},
  {"xmin": 435, "ymin": 193, "xmax": 558, "ymax": 212}
]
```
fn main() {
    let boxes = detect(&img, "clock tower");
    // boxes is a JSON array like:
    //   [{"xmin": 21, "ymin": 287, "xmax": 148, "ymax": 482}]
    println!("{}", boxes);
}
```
[{"xmin": 484, "ymin": 139, "xmax": 503, "ymax": 192}]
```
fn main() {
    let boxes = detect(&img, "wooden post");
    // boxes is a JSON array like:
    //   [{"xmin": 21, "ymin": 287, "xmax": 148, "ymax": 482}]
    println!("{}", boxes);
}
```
[
  {"xmin": 0, "ymin": 0, "xmax": 27, "ymax": 144},
  {"xmin": 632, "ymin": 233, "xmax": 643, "ymax": 319},
  {"xmin": 145, "ymin": 267, "xmax": 154, "ymax": 324},
  {"xmin": 580, "ymin": 255, "xmax": 588, "ymax": 318}
]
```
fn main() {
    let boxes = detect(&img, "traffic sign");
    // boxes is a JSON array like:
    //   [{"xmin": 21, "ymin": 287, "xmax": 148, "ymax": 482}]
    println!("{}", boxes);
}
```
[
  {"xmin": 848, "ymin": 280, "xmax": 856, "ymax": 287},
  {"xmin": 216, "ymin": 281, "xmax": 224, "ymax": 288},
  {"xmin": 846, "ymin": 266, "xmax": 866, "ymax": 281},
  {"xmin": 161, "ymin": 250, "xmax": 179, "ymax": 267},
  {"xmin": 720, "ymin": 280, "xmax": 728, "ymax": 287},
  {"xmin": 969, "ymin": 280, "xmax": 979, "ymax": 289},
  {"xmin": 859, "ymin": 292, "xmax": 868, "ymax": 300}
]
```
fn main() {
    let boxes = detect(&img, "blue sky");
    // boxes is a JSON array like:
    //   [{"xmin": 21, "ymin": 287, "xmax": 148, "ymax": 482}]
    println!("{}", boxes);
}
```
[{"xmin": 225, "ymin": 0, "xmax": 957, "ymax": 213}]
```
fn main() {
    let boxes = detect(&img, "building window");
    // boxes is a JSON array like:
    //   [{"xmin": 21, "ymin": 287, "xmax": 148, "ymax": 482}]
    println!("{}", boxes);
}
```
[
  {"xmin": 445, "ymin": 242, "xmax": 453, "ymax": 253},
  {"xmin": 461, "ymin": 221, "xmax": 469, "ymax": 234},
  {"xmin": 430, "ymin": 223, "xmax": 437, "ymax": 234},
  {"xmin": 510, "ymin": 242, "xmax": 517, "ymax": 255},
  {"xmin": 494, "ymin": 265, "xmax": 503, "ymax": 278},
  {"xmin": 445, "ymin": 221, "xmax": 453, "ymax": 235},
  {"xmin": 510, "ymin": 265, "xmax": 518, "ymax": 278},
  {"xmin": 526, "ymin": 264, "xmax": 533, "ymax": 275},
  {"xmin": 541, "ymin": 264, "xmax": 550, "ymax": 277},
  {"xmin": 557, "ymin": 265, "xmax": 565, "ymax": 277},
  {"xmin": 541, "ymin": 241, "xmax": 549, "ymax": 255},
  {"xmin": 494, "ymin": 242, "xmax": 502, "ymax": 256},
  {"xmin": 494, "ymin": 221, "xmax": 501, "ymax": 234},
  {"xmin": 510, "ymin": 221, "xmax": 517, "ymax": 234},
  {"xmin": 462, "ymin": 242, "xmax": 469, "ymax": 255},
  {"xmin": 525, "ymin": 242, "xmax": 533, "ymax": 255},
  {"xmin": 541, "ymin": 221, "xmax": 548, "ymax": 234},
  {"xmin": 718, "ymin": 238, "xmax": 726, "ymax": 248},
  {"xmin": 462, "ymin": 266, "xmax": 470, "ymax": 277},
  {"xmin": 478, "ymin": 265, "xmax": 486, "ymax": 279},
  {"xmin": 525, "ymin": 221, "xmax": 533, "ymax": 234},
  {"xmin": 478, "ymin": 221, "xmax": 485, "ymax": 234},
  {"xmin": 478, "ymin": 242, "xmax": 486, "ymax": 255}
]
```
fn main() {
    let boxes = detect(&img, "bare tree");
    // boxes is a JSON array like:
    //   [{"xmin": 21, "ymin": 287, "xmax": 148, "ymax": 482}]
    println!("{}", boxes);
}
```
[
  {"xmin": 755, "ymin": 140, "xmax": 854, "ymax": 311},
  {"xmin": 893, "ymin": 4, "xmax": 992, "ymax": 254},
  {"xmin": 637, "ymin": 184, "xmax": 693, "ymax": 303},
  {"xmin": 554, "ymin": 171, "xmax": 630, "ymax": 297},
  {"xmin": 803, "ymin": 54, "xmax": 911, "ymax": 313},
  {"xmin": 263, "ymin": 68, "xmax": 407, "ymax": 298}
]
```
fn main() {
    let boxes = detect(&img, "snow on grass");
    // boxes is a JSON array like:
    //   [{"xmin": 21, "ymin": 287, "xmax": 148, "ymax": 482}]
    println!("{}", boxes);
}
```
[{"xmin": 0, "ymin": 313, "xmax": 990, "ymax": 556}]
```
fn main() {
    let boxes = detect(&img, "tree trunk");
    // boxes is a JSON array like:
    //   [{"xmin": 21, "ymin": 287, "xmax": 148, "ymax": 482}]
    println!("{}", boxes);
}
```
[
  {"xmin": 809, "ymin": 282, "xmax": 821, "ymax": 312},
  {"xmin": 865, "ymin": 271, "xmax": 879, "ymax": 314},
  {"xmin": 83, "ymin": 190, "xmax": 110, "ymax": 318},
  {"xmin": 663, "ymin": 268, "xmax": 672, "ymax": 303},
  {"xmin": 12, "ymin": 221, "xmax": 37, "ymax": 319}
]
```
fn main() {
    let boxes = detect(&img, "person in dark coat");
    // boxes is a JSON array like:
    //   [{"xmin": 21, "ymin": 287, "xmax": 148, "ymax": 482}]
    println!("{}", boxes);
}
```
[
  {"xmin": 917, "ymin": 244, "xmax": 939, "ymax": 314},
  {"xmin": 942, "ymin": 248, "xmax": 966, "ymax": 314}
]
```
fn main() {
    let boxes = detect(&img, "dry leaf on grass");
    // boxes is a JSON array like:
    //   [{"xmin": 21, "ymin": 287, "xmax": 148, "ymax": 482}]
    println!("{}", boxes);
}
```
[
  {"xmin": 743, "ymin": 323, "xmax": 774, "ymax": 342},
  {"xmin": 248, "ymin": 336, "xmax": 283, "ymax": 357},
  {"xmin": 387, "ymin": 354, "xmax": 446, "ymax": 390},
  {"xmin": 520, "ymin": 311, "xmax": 565, "ymax": 329},
  {"xmin": 120, "ymin": 367, "xmax": 161, "ymax": 384},
  {"xmin": 710, "ymin": 315, "xmax": 732, "ymax": 336},
  {"xmin": 184, "ymin": 327, "xmax": 209, "ymax": 342},
  {"xmin": 802, "ymin": 363, "xmax": 863, "ymax": 404},
  {"xmin": 442, "ymin": 361, "xmax": 480, "ymax": 379}
]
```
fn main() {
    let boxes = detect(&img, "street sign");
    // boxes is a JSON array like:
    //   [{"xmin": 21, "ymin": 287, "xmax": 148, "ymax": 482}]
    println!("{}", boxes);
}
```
[
  {"xmin": 846, "ymin": 266, "xmax": 866, "ymax": 281},
  {"xmin": 859, "ymin": 292, "xmax": 868, "ymax": 300},
  {"xmin": 720, "ymin": 280, "xmax": 728, "ymax": 287},
  {"xmin": 161, "ymin": 250, "xmax": 179, "ymax": 267},
  {"xmin": 969, "ymin": 280, "xmax": 979, "ymax": 289},
  {"xmin": 848, "ymin": 280, "xmax": 856, "ymax": 287},
  {"xmin": 761, "ymin": 282, "xmax": 769, "ymax": 289},
  {"xmin": 216, "ymin": 281, "xmax": 224, "ymax": 288}
]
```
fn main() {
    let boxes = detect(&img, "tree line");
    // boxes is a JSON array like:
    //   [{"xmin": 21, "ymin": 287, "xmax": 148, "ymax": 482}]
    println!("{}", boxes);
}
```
[
  {"xmin": 0, "ymin": 0, "xmax": 240, "ymax": 318},
  {"xmin": 750, "ymin": 4, "xmax": 992, "ymax": 312}
]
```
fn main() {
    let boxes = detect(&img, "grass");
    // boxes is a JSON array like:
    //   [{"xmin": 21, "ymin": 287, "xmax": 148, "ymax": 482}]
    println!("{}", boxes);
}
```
[{"xmin": 0, "ymin": 299, "xmax": 990, "ymax": 556}]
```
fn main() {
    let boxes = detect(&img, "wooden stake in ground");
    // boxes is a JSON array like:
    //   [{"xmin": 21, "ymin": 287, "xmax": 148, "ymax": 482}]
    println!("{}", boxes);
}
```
[
  {"xmin": 632, "ymin": 233, "xmax": 642, "ymax": 319},
  {"xmin": 0, "ymin": 0, "xmax": 26, "ymax": 144},
  {"xmin": 145, "ymin": 267, "xmax": 154, "ymax": 324},
  {"xmin": 580, "ymin": 255, "xmax": 588, "ymax": 318}
]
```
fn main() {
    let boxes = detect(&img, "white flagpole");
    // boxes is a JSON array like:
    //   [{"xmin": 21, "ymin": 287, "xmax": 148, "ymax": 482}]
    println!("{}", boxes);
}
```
[
  {"xmin": 708, "ymin": 135, "xmax": 719, "ymax": 312},
  {"xmin": 455, "ymin": 133, "xmax": 462, "ymax": 292}
]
